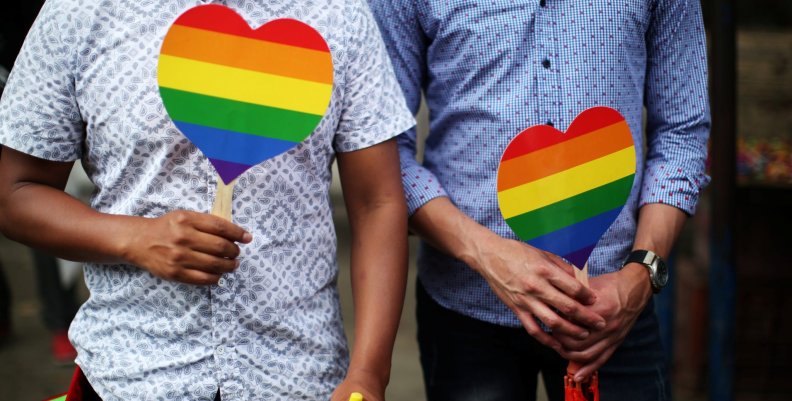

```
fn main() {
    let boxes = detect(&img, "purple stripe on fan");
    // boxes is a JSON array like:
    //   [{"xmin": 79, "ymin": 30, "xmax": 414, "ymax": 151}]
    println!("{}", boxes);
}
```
[
  {"xmin": 563, "ymin": 244, "xmax": 597, "ymax": 270},
  {"xmin": 208, "ymin": 158, "xmax": 251, "ymax": 184}
]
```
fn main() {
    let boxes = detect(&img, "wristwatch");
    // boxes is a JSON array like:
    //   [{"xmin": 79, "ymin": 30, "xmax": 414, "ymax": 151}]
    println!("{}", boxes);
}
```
[{"xmin": 622, "ymin": 250, "xmax": 668, "ymax": 294}]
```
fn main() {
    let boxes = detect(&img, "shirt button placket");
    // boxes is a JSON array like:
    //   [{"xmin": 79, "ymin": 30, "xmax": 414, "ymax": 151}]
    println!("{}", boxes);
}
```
[
  {"xmin": 542, "ymin": 59, "xmax": 555, "ymax": 127},
  {"xmin": 537, "ymin": 0, "xmax": 559, "ymax": 129},
  {"xmin": 211, "ymin": 276, "xmax": 233, "ymax": 383},
  {"xmin": 216, "ymin": 274, "xmax": 242, "ymax": 393},
  {"xmin": 539, "ymin": 54, "xmax": 553, "ymax": 129}
]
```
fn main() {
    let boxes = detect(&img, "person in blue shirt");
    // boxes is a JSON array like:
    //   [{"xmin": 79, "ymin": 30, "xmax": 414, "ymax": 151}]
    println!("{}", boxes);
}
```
[{"xmin": 368, "ymin": 1, "xmax": 710, "ymax": 400}]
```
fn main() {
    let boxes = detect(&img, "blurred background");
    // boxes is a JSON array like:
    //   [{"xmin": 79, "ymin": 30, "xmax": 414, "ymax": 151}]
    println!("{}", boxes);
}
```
[{"xmin": 1, "ymin": 0, "xmax": 791, "ymax": 400}]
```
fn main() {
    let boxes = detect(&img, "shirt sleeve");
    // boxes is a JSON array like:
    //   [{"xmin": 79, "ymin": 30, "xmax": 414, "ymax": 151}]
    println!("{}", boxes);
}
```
[
  {"xmin": 0, "ymin": 0, "xmax": 84, "ymax": 162},
  {"xmin": 332, "ymin": 0, "xmax": 416, "ymax": 154},
  {"xmin": 640, "ymin": 0, "xmax": 711, "ymax": 215},
  {"xmin": 368, "ymin": 0, "xmax": 448, "ymax": 216}
]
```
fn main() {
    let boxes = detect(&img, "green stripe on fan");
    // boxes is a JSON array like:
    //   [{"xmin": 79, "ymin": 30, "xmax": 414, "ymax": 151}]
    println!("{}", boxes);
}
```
[
  {"xmin": 505, "ymin": 174, "xmax": 634, "ymax": 241},
  {"xmin": 160, "ymin": 87, "xmax": 322, "ymax": 143}
]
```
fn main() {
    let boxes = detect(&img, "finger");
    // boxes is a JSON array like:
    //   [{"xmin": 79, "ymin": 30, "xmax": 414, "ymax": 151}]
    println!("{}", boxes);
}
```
[
  {"xmin": 172, "ymin": 269, "xmax": 222, "ymax": 286},
  {"xmin": 563, "ymin": 336, "xmax": 613, "ymax": 364},
  {"xmin": 184, "ymin": 230, "xmax": 242, "ymax": 259},
  {"xmin": 554, "ymin": 333, "xmax": 590, "ymax": 352},
  {"xmin": 523, "ymin": 298, "xmax": 591, "ymax": 340},
  {"xmin": 533, "ymin": 285, "xmax": 605, "ymax": 331},
  {"xmin": 543, "ymin": 251, "xmax": 576, "ymax": 276},
  {"xmin": 544, "ymin": 257, "xmax": 598, "ymax": 306},
  {"xmin": 192, "ymin": 213, "xmax": 252, "ymax": 243},
  {"xmin": 182, "ymin": 251, "xmax": 240, "ymax": 275},
  {"xmin": 514, "ymin": 309, "xmax": 563, "ymax": 352},
  {"xmin": 554, "ymin": 330, "xmax": 608, "ymax": 352},
  {"xmin": 573, "ymin": 346, "xmax": 618, "ymax": 382}
]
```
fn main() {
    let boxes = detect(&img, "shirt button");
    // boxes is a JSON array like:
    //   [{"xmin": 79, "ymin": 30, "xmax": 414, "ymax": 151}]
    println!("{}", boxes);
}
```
[
  {"xmin": 217, "ymin": 346, "xmax": 225, "ymax": 355},
  {"xmin": 540, "ymin": 0, "xmax": 547, "ymax": 6},
  {"xmin": 542, "ymin": 59, "xmax": 551, "ymax": 69},
  {"xmin": 217, "ymin": 277, "xmax": 225, "ymax": 287}
]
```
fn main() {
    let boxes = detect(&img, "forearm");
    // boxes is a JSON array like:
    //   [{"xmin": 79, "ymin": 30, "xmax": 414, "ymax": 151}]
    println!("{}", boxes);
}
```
[
  {"xmin": 0, "ymin": 150, "xmax": 138, "ymax": 262},
  {"xmin": 409, "ymin": 196, "xmax": 498, "ymax": 273},
  {"xmin": 0, "ymin": 180, "xmax": 140, "ymax": 263},
  {"xmin": 632, "ymin": 203, "xmax": 687, "ymax": 258},
  {"xmin": 337, "ymin": 139, "xmax": 408, "ymax": 386},
  {"xmin": 346, "ymin": 199, "xmax": 408, "ymax": 385}
]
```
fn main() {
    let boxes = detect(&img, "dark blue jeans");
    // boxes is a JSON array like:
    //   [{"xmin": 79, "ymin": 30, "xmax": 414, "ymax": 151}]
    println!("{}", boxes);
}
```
[{"xmin": 416, "ymin": 282, "xmax": 670, "ymax": 401}]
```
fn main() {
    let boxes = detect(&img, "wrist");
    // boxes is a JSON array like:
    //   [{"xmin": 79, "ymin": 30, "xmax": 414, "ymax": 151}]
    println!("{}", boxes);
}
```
[
  {"xmin": 345, "ymin": 364, "xmax": 389, "ymax": 391},
  {"xmin": 623, "ymin": 249, "xmax": 669, "ymax": 294},
  {"xmin": 409, "ymin": 197, "xmax": 501, "ymax": 274},
  {"xmin": 457, "ymin": 227, "xmax": 501, "ymax": 274},
  {"xmin": 619, "ymin": 263, "xmax": 653, "ymax": 305},
  {"xmin": 115, "ymin": 215, "xmax": 148, "ymax": 265}
]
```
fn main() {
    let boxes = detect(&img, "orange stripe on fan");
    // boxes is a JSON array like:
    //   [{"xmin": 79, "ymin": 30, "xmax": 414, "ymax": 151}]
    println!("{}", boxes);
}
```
[
  {"xmin": 498, "ymin": 121, "xmax": 634, "ymax": 191},
  {"xmin": 160, "ymin": 25, "xmax": 333, "ymax": 84}
]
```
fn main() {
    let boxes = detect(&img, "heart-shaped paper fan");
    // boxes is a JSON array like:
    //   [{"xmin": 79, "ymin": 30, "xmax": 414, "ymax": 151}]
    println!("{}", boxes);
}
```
[
  {"xmin": 157, "ymin": 5, "xmax": 333, "ymax": 218},
  {"xmin": 497, "ymin": 107, "xmax": 636, "ymax": 269}
]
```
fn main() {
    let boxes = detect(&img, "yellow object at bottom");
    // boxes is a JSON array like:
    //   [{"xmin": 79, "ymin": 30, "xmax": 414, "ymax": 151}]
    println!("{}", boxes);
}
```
[{"xmin": 349, "ymin": 392, "xmax": 364, "ymax": 401}]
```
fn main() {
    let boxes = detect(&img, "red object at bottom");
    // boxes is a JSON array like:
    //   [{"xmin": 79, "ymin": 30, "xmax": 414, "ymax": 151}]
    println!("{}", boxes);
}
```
[
  {"xmin": 66, "ymin": 367, "xmax": 87, "ymax": 401},
  {"xmin": 43, "ymin": 367, "xmax": 102, "ymax": 401},
  {"xmin": 65, "ymin": 367, "xmax": 101, "ymax": 401},
  {"xmin": 564, "ymin": 371, "xmax": 600, "ymax": 401}
]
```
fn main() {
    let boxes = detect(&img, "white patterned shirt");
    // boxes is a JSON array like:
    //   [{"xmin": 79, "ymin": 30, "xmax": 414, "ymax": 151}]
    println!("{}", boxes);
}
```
[{"xmin": 0, "ymin": 0, "xmax": 414, "ymax": 400}]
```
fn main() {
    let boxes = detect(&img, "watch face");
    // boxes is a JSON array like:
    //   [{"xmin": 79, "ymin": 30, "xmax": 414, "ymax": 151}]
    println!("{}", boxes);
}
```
[{"xmin": 655, "ymin": 259, "xmax": 669, "ymax": 287}]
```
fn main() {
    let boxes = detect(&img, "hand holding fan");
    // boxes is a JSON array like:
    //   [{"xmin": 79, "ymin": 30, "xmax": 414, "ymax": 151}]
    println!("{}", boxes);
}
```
[
  {"xmin": 157, "ymin": 4, "xmax": 333, "ymax": 219},
  {"xmin": 497, "ymin": 106, "xmax": 637, "ymax": 399}
]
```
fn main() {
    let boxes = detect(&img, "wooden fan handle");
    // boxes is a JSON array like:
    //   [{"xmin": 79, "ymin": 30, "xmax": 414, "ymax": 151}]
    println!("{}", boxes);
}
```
[
  {"xmin": 210, "ymin": 177, "xmax": 237, "ymax": 221},
  {"xmin": 567, "ymin": 262, "xmax": 589, "ymax": 375}
]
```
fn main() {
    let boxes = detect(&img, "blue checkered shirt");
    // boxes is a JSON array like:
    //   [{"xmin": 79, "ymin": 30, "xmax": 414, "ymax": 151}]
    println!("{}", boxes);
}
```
[{"xmin": 369, "ymin": 0, "xmax": 711, "ymax": 327}]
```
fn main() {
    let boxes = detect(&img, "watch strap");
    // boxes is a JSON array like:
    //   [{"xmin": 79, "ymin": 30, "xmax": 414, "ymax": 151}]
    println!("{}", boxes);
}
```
[
  {"xmin": 622, "ymin": 249, "xmax": 663, "ymax": 293},
  {"xmin": 623, "ymin": 250, "xmax": 656, "ymax": 267}
]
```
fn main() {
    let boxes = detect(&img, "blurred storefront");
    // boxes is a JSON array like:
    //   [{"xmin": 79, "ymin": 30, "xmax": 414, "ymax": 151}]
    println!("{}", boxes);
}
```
[{"xmin": 671, "ymin": 2, "xmax": 792, "ymax": 400}]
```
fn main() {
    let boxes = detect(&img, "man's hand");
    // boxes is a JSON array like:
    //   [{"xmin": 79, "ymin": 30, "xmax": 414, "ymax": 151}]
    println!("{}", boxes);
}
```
[
  {"xmin": 121, "ymin": 210, "xmax": 252, "ymax": 285},
  {"xmin": 408, "ymin": 197, "xmax": 607, "ymax": 352},
  {"xmin": 553, "ymin": 263, "xmax": 653, "ymax": 381},
  {"xmin": 472, "ymin": 235, "xmax": 607, "ymax": 351},
  {"xmin": 556, "ymin": 203, "xmax": 686, "ymax": 381}
]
